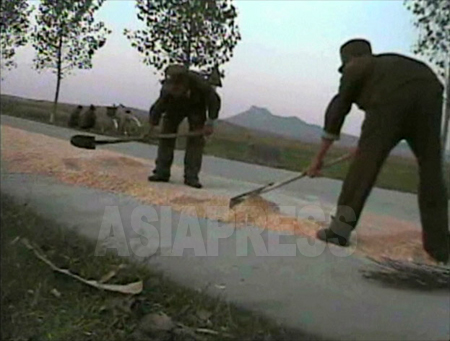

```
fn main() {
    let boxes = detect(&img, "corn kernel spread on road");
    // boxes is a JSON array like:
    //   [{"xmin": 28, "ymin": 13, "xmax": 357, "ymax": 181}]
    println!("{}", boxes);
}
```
[{"xmin": 0, "ymin": 125, "xmax": 434, "ymax": 264}]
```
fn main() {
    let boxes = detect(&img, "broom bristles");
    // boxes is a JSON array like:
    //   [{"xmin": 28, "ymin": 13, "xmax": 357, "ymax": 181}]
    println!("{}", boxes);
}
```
[{"xmin": 361, "ymin": 257, "xmax": 450, "ymax": 292}]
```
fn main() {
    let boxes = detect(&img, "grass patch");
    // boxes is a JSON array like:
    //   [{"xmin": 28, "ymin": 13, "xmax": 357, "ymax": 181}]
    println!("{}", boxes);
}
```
[
  {"xmin": 1, "ymin": 194, "xmax": 326, "ymax": 341},
  {"xmin": 1, "ymin": 94, "xmax": 449, "ymax": 196}
]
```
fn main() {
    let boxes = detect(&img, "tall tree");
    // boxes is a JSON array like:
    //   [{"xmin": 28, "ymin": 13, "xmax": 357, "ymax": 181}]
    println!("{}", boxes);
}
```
[
  {"xmin": 32, "ymin": 0, "xmax": 111, "ymax": 123},
  {"xmin": 124, "ymin": 0, "xmax": 241, "ymax": 79},
  {"xmin": 405, "ymin": 0, "xmax": 450, "ymax": 150},
  {"xmin": 0, "ymin": 0, "xmax": 33, "ymax": 75}
]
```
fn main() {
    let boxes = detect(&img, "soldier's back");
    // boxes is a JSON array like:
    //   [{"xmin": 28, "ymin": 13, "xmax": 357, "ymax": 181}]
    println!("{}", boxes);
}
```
[
  {"xmin": 355, "ymin": 53, "xmax": 442, "ymax": 109},
  {"xmin": 373, "ymin": 53, "xmax": 438, "ymax": 84}
]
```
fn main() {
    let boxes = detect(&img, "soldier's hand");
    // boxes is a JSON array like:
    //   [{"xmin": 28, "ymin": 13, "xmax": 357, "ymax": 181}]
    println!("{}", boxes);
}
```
[
  {"xmin": 143, "ymin": 124, "xmax": 156, "ymax": 141},
  {"xmin": 203, "ymin": 125, "xmax": 214, "ymax": 137},
  {"xmin": 351, "ymin": 147, "xmax": 360, "ymax": 158},
  {"xmin": 307, "ymin": 158, "xmax": 323, "ymax": 178}
]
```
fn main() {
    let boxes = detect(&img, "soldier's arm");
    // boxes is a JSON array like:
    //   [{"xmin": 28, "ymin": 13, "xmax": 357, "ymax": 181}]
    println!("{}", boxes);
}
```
[
  {"xmin": 205, "ymin": 90, "xmax": 221, "ymax": 127},
  {"xmin": 149, "ymin": 91, "xmax": 168, "ymax": 126},
  {"xmin": 322, "ymin": 57, "xmax": 371, "ymax": 141},
  {"xmin": 308, "ymin": 58, "xmax": 371, "ymax": 176},
  {"xmin": 322, "ymin": 94, "xmax": 351, "ymax": 140},
  {"xmin": 188, "ymin": 72, "xmax": 222, "ymax": 127}
]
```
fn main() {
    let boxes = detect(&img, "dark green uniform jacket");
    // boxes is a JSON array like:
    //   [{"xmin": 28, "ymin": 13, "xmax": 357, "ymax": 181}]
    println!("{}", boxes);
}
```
[
  {"xmin": 323, "ymin": 53, "xmax": 443, "ymax": 140},
  {"xmin": 149, "ymin": 71, "xmax": 221, "ymax": 126}
]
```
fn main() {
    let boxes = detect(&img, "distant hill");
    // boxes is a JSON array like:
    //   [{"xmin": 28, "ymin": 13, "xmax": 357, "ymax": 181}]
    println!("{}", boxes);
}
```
[
  {"xmin": 226, "ymin": 106, "xmax": 414, "ymax": 158},
  {"xmin": 225, "ymin": 106, "xmax": 352, "ymax": 144}
]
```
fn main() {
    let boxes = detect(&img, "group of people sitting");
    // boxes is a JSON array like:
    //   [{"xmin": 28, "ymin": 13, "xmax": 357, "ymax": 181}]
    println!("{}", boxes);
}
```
[{"xmin": 68, "ymin": 104, "xmax": 97, "ymax": 130}]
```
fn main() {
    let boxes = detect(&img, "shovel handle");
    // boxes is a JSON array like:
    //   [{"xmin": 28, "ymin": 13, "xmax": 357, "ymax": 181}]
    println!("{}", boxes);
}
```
[
  {"xmin": 95, "ymin": 131, "xmax": 204, "ymax": 144},
  {"xmin": 269, "ymin": 152, "xmax": 353, "ymax": 189},
  {"xmin": 229, "ymin": 152, "xmax": 353, "ymax": 208},
  {"xmin": 150, "ymin": 131, "xmax": 205, "ymax": 139},
  {"xmin": 259, "ymin": 152, "xmax": 353, "ymax": 194}
]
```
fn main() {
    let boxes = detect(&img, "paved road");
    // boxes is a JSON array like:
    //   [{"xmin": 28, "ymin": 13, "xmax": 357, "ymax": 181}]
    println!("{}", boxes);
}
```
[
  {"xmin": 0, "ymin": 115, "xmax": 426, "ymax": 225},
  {"xmin": 1, "ymin": 115, "xmax": 449, "ymax": 341},
  {"xmin": 1, "ymin": 173, "xmax": 449, "ymax": 341}
]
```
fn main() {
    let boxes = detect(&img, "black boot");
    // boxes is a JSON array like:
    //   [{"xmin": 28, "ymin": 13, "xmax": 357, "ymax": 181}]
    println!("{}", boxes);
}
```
[
  {"xmin": 423, "ymin": 232, "xmax": 450, "ymax": 265},
  {"xmin": 148, "ymin": 174, "xmax": 169, "ymax": 183},
  {"xmin": 184, "ymin": 178, "xmax": 202, "ymax": 189},
  {"xmin": 316, "ymin": 227, "xmax": 350, "ymax": 247}
]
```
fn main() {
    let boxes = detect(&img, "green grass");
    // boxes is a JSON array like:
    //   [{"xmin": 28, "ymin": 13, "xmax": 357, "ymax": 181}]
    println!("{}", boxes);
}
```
[
  {"xmin": 1, "ymin": 94, "xmax": 449, "ymax": 196},
  {"xmin": 1, "ymin": 194, "xmax": 325, "ymax": 341}
]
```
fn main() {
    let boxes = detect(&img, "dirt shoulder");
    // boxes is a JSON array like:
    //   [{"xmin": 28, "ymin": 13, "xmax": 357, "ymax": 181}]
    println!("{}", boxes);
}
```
[{"xmin": 1, "ymin": 193, "xmax": 326, "ymax": 341}]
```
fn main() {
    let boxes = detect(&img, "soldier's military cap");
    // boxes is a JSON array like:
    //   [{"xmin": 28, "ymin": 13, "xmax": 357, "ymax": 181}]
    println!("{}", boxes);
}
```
[
  {"xmin": 164, "ymin": 64, "xmax": 188, "ymax": 78},
  {"xmin": 339, "ymin": 39, "xmax": 372, "ymax": 72}
]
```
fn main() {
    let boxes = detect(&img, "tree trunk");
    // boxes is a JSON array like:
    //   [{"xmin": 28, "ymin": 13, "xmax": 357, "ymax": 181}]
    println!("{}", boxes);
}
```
[
  {"xmin": 442, "ymin": 60, "xmax": 450, "ymax": 192},
  {"xmin": 442, "ymin": 61, "xmax": 449, "ymax": 152},
  {"xmin": 51, "ymin": 30, "xmax": 63, "ymax": 124},
  {"xmin": 185, "ymin": 38, "xmax": 191, "ymax": 69},
  {"xmin": 185, "ymin": 19, "xmax": 193, "ymax": 70},
  {"xmin": 184, "ymin": 3, "xmax": 194, "ymax": 70}
]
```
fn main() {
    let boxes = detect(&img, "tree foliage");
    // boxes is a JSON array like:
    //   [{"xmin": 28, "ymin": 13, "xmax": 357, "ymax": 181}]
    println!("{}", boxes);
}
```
[
  {"xmin": 0, "ymin": 0, "xmax": 33, "ymax": 72},
  {"xmin": 124, "ymin": 0, "xmax": 241, "ymax": 77},
  {"xmin": 405, "ymin": 0, "xmax": 450, "ymax": 152},
  {"xmin": 32, "ymin": 0, "xmax": 112, "ymax": 80},
  {"xmin": 31, "ymin": 0, "xmax": 111, "ymax": 122},
  {"xmin": 405, "ymin": 0, "xmax": 450, "ymax": 78}
]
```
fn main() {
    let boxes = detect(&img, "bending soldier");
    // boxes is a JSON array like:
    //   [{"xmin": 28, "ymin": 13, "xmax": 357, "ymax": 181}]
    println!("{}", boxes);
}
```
[
  {"xmin": 147, "ymin": 65, "xmax": 221, "ymax": 189},
  {"xmin": 308, "ymin": 39, "xmax": 449, "ymax": 264}
]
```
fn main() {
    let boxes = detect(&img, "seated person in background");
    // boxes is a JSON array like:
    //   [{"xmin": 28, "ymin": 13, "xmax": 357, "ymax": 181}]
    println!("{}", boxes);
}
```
[
  {"xmin": 68, "ymin": 105, "xmax": 83, "ymax": 128},
  {"xmin": 79, "ymin": 104, "xmax": 97, "ymax": 130}
]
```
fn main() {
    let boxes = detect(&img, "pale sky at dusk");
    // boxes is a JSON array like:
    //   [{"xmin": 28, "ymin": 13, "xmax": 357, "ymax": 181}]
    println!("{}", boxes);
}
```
[{"xmin": 1, "ymin": 0, "xmax": 438, "ymax": 139}]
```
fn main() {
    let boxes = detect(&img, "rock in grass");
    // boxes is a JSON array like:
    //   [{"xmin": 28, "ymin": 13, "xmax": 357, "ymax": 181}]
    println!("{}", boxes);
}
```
[{"xmin": 136, "ymin": 312, "xmax": 175, "ymax": 339}]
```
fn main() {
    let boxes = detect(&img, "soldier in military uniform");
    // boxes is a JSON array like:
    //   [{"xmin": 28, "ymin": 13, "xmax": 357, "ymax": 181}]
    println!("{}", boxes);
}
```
[
  {"xmin": 147, "ymin": 65, "xmax": 221, "ymax": 189},
  {"xmin": 307, "ymin": 39, "xmax": 449, "ymax": 264}
]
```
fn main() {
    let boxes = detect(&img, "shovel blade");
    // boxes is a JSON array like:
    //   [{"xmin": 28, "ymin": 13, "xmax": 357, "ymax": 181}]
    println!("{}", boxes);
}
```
[
  {"xmin": 229, "ymin": 196, "xmax": 247, "ymax": 209},
  {"xmin": 70, "ymin": 135, "xmax": 97, "ymax": 150},
  {"xmin": 228, "ymin": 183, "xmax": 274, "ymax": 209}
]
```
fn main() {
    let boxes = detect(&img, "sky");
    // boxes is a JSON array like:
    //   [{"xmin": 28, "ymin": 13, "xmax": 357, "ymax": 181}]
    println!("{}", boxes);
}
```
[{"xmin": 2, "ymin": 0, "xmax": 444, "ymax": 142}]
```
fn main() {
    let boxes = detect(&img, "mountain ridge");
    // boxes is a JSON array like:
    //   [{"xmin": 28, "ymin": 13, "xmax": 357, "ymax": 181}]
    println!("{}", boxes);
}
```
[{"xmin": 225, "ymin": 106, "xmax": 416, "ymax": 158}]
